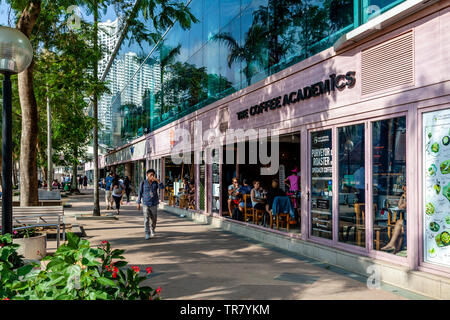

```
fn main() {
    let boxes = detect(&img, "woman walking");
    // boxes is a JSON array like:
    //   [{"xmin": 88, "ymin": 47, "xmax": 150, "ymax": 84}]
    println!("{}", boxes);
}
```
[
  {"xmin": 83, "ymin": 175, "xmax": 88, "ymax": 189},
  {"xmin": 124, "ymin": 176, "xmax": 132, "ymax": 204},
  {"xmin": 112, "ymin": 181, "xmax": 125, "ymax": 215}
]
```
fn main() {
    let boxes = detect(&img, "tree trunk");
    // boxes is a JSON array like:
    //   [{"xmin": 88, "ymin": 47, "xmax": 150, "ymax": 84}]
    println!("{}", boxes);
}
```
[
  {"xmin": 36, "ymin": 138, "xmax": 47, "ymax": 184},
  {"xmin": 17, "ymin": 1, "xmax": 41, "ymax": 206},
  {"xmin": 71, "ymin": 163, "xmax": 78, "ymax": 193},
  {"xmin": 18, "ymin": 60, "xmax": 39, "ymax": 206},
  {"xmin": 92, "ymin": 0, "xmax": 101, "ymax": 215}
]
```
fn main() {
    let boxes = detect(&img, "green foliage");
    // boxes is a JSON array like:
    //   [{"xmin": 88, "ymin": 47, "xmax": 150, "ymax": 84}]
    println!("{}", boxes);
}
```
[
  {"xmin": 0, "ymin": 233, "xmax": 161, "ymax": 300},
  {"xmin": 12, "ymin": 227, "xmax": 39, "ymax": 239}
]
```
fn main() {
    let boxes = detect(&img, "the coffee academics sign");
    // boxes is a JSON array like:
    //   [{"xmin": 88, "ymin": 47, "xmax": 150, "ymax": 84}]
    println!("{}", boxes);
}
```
[{"xmin": 236, "ymin": 71, "xmax": 356, "ymax": 120}]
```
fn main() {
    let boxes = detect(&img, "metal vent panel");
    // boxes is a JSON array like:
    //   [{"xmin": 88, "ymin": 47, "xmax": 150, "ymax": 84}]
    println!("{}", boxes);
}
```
[{"xmin": 361, "ymin": 32, "xmax": 414, "ymax": 96}]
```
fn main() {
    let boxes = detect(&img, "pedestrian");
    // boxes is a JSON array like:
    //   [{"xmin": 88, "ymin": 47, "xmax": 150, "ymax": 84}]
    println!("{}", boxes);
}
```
[
  {"xmin": 78, "ymin": 176, "xmax": 83, "ymax": 189},
  {"xmin": 111, "ymin": 180, "xmax": 125, "ymax": 215},
  {"xmin": 83, "ymin": 175, "xmax": 88, "ymax": 189},
  {"xmin": 104, "ymin": 172, "xmax": 115, "ymax": 210},
  {"xmin": 137, "ymin": 169, "xmax": 164, "ymax": 240},
  {"xmin": 124, "ymin": 176, "xmax": 132, "ymax": 204}
]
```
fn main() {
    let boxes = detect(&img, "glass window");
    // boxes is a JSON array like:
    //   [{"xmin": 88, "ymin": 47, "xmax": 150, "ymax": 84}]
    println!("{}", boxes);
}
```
[
  {"xmin": 188, "ymin": 0, "xmax": 204, "ymax": 58},
  {"xmin": 203, "ymin": 0, "xmax": 220, "ymax": 42},
  {"xmin": 218, "ymin": 17, "xmax": 242, "ymax": 91},
  {"xmin": 200, "ymin": 153, "xmax": 206, "ymax": 211},
  {"xmin": 372, "ymin": 116, "xmax": 407, "ymax": 256},
  {"xmin": 311, "ymin": 129, "xmax": 333, "ymax": 240},
  {"xmin": 219, "ymin": 0, "xmax": 241, "ymax": 31},
  {"xmin": 212, "ymin": 149, "xmax": 221, "ymax": 213},
  {"xmin": 338, "ymin": 124, "xmax": 365, "ymax": 247}
]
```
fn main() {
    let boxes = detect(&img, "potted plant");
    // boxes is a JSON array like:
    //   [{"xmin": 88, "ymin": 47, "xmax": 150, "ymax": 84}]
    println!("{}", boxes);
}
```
[{"xmin": 12, "ymin": 227, "xmax": 46, "ymax": 261}]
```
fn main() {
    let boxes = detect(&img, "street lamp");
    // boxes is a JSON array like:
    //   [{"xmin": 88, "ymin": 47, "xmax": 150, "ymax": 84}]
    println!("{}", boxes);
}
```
[{"xmin": 0, "ymin": 26, "xmax": 33, "ymax": 235}]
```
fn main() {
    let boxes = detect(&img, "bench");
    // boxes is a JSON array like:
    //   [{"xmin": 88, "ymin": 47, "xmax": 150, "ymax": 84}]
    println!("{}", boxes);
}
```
[
  {"xmin": 0, "ymin": 190, "xmax": 63, "ymax": 206},
  {"xmin": 0, "ymin": 206, "xmax": 66, "ymax": 248},
  {"xmin": 0, "ymin": 200, "xmax": 64, "ymax": 207}
]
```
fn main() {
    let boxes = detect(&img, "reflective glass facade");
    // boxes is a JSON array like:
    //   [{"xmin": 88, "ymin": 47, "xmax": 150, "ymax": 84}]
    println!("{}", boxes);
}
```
[{"xmin": 99, "ymin": 0, "xmax": 404, "ymax": 148}]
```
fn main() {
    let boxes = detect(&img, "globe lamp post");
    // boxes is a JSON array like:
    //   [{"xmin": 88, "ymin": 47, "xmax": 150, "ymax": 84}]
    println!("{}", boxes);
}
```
[{"xmin": 0, "ymin": 26, "xmax": 33, "ymax": 235}]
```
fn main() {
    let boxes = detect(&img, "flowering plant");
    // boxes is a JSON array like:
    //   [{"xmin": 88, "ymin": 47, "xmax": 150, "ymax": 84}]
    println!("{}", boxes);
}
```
[
  {"xmin": 11, "ymin": 226, "xmax": 39, "ymax": 239},
  {"xmin": 0, "ymin": 233, "xmax": 161, "ymax": 300}
]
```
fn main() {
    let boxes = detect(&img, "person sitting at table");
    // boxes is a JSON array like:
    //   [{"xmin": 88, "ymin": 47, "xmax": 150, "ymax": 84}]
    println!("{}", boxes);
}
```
[
  {"xmin": 234, "ymin": 179, "xmax": 252, "ymax": 221},
  {"xmin": 183, "ymin": 177, "xmax": 190, "ymax": 194},
  {"xmin": 381, "ymin": 185, "xmax": 406, "ymax": 253},
  {"xmin": 251, "ymin": 180, "xmax": 266, "ymax": 222},
  {"xmin": 265, "ymin": 179, "xmax": 286, "ymax": 226},
  {"xmin": 188, "ymin": 182, "xmax": 196, "ymax": 208},
  {"xmin": 227, "ymin": 177, "xmax": 241, "ymax": 217}
]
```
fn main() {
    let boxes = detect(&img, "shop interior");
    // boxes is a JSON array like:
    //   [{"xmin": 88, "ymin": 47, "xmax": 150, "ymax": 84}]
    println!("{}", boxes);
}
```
[
  {"xmin": 164, "ymin": 153, "xmax": 196, "ymax": 210},
  {"xmin": 222, "ymin": 133, "xmax": 301, "ymax": 233}
]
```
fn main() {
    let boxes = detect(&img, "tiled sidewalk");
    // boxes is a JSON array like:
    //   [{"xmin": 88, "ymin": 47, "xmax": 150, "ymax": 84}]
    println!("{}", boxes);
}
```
[{"xmin": 57, "ymin": 190, "xmax": 429, "ymax": 300}]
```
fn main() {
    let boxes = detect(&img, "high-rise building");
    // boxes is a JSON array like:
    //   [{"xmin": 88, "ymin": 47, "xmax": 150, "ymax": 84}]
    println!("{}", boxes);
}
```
[{"xmin": 97, "ymin": 17, "xmax": 162, "ymax": 145}]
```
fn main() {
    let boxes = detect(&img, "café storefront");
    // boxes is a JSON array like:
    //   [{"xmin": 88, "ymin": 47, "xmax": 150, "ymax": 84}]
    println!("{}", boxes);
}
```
[{"xmin": 105, "ymin": 2, "xmax": 450, "ymax": 298}]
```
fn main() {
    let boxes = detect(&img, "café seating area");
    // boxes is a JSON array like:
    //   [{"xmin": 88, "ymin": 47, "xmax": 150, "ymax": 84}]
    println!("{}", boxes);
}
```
[{"xmin": 238, "ymin": 194, "xmax": 300, "ymax": 233}]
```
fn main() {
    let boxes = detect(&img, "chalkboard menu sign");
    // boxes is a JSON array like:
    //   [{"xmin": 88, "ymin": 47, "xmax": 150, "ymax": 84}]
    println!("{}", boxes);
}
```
[{"xmin": 311, "ymin": 130, "xmax": 333, "ymax": 239}]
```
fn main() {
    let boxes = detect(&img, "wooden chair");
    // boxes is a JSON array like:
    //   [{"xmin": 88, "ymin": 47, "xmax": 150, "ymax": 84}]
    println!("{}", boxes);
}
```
[
  {"xmin": 167, "ymin": 188, "xmax": 175, "ymax": 206},
  {"xmin": 354, "ymin": 203, "xmax": 366, "ymax": 247},
  {"xmin": 387, "ymin": 209, "xmax": 404, "ymax": 239},
  {"xmin": 179, "ymin": 195, "xmax": 188, "ymax": 209},
  {"xmin": 354, "ymin": 203, "xmax": 382, "ymax": 249},
  {"xmin": 253, "ymin": 208, "xmax": 265, "ymax": 225},
  {"xmin": 276, "ymin": 213, "xmax": 290, "ymax": 231},
  {"xmin": 243, "ymin": 194, "xmax": 253, "ymax": 223}
]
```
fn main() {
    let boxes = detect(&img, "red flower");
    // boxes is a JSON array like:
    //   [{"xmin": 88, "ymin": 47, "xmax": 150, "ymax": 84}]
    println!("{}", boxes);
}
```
[
  {"xmin": 132, "ymin": 266, "xmax": 140, "ymax": 273},
  {"xmin": 112, "ymin": 272, "xmax": 117, "ymax": 279},
  {"xmin": 0, "ymin": 243, "xmax": 4, "ymax": 248},
  {"xmin": 101, "ymin": 241, "xmax": 108, "ymax": 245},
  {"xmin": 146, "ymin": 267, "xmax": 153, "ymax": 274},
  {"xmin": 2, "ymin": 298, "xmax": 10, "ymax": 300},
  {"xmin": 105, "ymin": 265, "xmax": 111, "ymax": 271},
  {"xmin": 156, "ymin": 287, "xmax": 161, "ymax": 294},
  {"xmin": 113, "ymin": 266, "xmax": 118, "ymax": 272}
]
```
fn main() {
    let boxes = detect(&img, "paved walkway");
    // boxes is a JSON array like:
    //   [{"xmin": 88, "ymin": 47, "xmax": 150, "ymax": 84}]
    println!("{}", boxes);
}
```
[{"xmin": 57, "ymin": 189, "xmax": 428, "ymax": 300}]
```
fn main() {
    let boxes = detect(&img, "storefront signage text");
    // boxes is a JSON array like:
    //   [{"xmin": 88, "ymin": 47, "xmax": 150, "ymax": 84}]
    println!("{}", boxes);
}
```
[{"xmin": 236, "ymin": 72, "xmax": 356, "ymax": 120}]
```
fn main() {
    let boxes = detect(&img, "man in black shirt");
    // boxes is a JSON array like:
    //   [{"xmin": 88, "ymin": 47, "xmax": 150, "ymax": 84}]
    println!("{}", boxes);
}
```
[{"xmin": 264, "ymin": 179, "xmax": 286, "ymax": 226}]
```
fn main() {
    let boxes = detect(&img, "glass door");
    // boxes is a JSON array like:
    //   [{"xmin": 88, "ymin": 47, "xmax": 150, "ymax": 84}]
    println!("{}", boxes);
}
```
[
  {"xmin": 211, "ymin": 148, "xmax": 220, "ymax": 213},
  {"xmin": 372, "ymin": 116, "xmax": 407, "ymax": 256},
  {"xmin": 338, "ymin": 123, "xmax": 366, "ymax": 247},
  {"xmin": 310, "ymin": 129, "xmax": 333, "ymax": 240}
]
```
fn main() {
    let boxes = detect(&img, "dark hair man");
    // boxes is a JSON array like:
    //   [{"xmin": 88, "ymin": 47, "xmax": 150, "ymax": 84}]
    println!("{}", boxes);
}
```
[{"xmin": 137, "ymin": 169, "xmax": 164, "ymax": 240}]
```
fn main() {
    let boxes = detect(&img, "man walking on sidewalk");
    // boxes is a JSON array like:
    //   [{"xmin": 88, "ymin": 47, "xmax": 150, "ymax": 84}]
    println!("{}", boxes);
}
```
[
  {"xmin": 105, "ymin": 172, "xmax": 115, "ymax": 210},
  {"xmin": 137, "ymin": 169, "xmax": 164, "ymax": 240}
]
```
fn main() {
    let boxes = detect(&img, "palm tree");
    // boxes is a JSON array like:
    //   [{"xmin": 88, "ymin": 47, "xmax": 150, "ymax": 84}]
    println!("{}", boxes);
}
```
[
  {"xmin": 213, "ymin": 24, "xmax": 267, "ymax": 86},
  {"xmin": 252, "ymin": 0, "xmax": 298, "ymax": 68}
]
